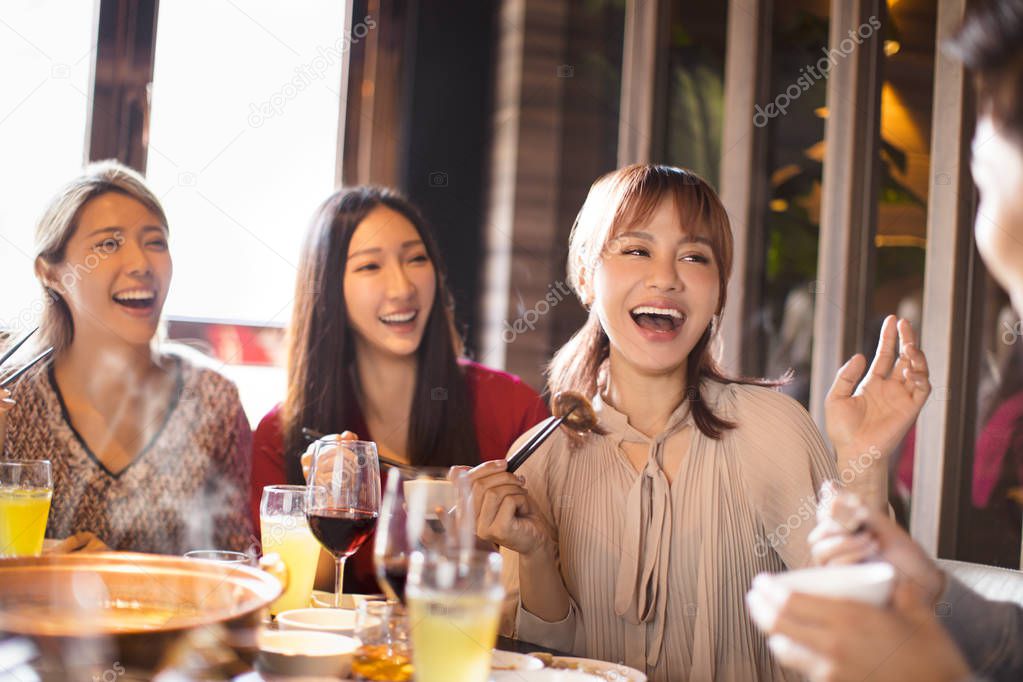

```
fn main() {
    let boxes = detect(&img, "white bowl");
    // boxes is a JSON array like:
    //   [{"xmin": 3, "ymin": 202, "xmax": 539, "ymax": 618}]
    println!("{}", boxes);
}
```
[
  {"xmin": 769, "ymin": 561, "xmax": 896, "ymax": 606},
  {"xmin": 309, "ymin": 590, "xmax": 383, "ymax": 609},
  {"xmin": 257, "ymin": 629, "xmax": 358, "ymax": 677},
  {"xmin": 276, "ymin": 607, "xmax": 367, "ymax": 636}
]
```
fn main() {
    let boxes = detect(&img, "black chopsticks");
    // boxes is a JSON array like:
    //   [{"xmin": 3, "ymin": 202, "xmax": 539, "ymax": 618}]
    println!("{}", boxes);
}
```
[
  {"xmin": 506, "ymin": 404, "xmax": 578, "ymax": 474},
  {"xmin": 0, "ymin": 327, "xmax": 54, "ymax": 390},
  {"xmin": 301, "ymin": 427, "xmax": 417, "ymax": 474}
]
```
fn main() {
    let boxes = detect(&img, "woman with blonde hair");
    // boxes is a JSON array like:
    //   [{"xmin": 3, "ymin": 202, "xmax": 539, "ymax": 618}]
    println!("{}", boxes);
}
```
[
  {"xmin": 470, "ymin": 164, "xmax": 930, "ymax": 681},
  {"xmin": 0, "ymin": 160, "xmax": 252, "ymax": 554}
]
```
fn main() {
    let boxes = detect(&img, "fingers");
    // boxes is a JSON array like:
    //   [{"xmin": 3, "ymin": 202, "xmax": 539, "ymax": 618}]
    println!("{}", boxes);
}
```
[
  {"xmin": 899, "ymin": 326, "xmax": 931, "ymax": 405},
  {"xmin": 867, "ymin": 314, "xmax": 898, "ymax": 378},
  {"xmin": 50, "ymin": 531, "xmax": 105, "ymax": 553},
  {"xmin": 339, "ymin": 430, "xmax": 360, "ymax": 441},
  {"xmin": 0, "ymin": 388, "xmax": 13, "ymax": 415},
  {"xmin": 79, "ymin": 532, "xmax": 108, "ymax": 552},
  {"xmin": 827, "ymin": 354, "xmax": 867, "ymax": 402},
  {"xmin": 479, "ymin": 495, "xmax": 526, "ymax": 545},
  {"xmin": 810, "ymin": 532, "xmax": 879, "ymax": 566},
  {"xmin": 765, "ymin": 634, "xmax": 832, "ymax": 681}
]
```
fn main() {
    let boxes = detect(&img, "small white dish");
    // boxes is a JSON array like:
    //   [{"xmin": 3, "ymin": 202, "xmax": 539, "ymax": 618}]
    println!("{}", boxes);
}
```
[
  {"xmin": 490, "ymin": 650, "xmax": 545, "ymax": 672},
  {"xmin": 767, "ymin": 561, "xmax": 896, "ymax": 606},
  {"xmin": 309, "ymin": 590, "xmax": 383, "ymax": 609},
  {"xmin": 257, "ymin": 629, "xmax": 358, "ymax": 678},
  {"xmin": 277, "ymin": 607, "xmax": 370, "ymax": 636},
  {"xmin": 492, "ymin": 670, "xmax": 604, "ymax": 682}
]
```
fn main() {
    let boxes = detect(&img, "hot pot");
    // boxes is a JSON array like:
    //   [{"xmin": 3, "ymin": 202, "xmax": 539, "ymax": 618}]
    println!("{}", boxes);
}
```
[{"xmin": 0, "ymin": 552, "xmax": 284, "ymax": 676}]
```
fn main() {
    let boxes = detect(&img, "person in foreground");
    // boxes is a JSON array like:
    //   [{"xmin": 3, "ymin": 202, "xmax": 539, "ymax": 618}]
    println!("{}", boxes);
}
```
[
  {"xmin": 469, "ymin": 163, "xmax": 929, "ymax": 681},
  {"xmin": 749, "ymin": 484, "xmax": 1020, "ymax": 681},
  {"xmin": 747, "ymin": 1, "xmax": 1023, "ymax": 679},
  {"xmin": 0, "ymin": 161, "xmax": 253, "ymax": 554},
  {"xmin": 249, "ymin": 186, "xmax": 548, "ymax": 593}
]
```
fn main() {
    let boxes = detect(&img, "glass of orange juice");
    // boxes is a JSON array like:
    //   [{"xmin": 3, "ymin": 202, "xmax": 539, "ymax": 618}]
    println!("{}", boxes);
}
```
[
  {"xmin": 0, "ymin": 460, "xmax": 53, "ymax": 558},
  {"xmin": 260, "ymin": 484, "xmax": 321, "ymax": 615}
]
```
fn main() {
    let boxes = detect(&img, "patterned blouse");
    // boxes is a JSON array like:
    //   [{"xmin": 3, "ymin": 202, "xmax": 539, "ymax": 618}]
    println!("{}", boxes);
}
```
[{"xmin": 1, "ymin": 345, "xmax": 254, "ymax": 554}]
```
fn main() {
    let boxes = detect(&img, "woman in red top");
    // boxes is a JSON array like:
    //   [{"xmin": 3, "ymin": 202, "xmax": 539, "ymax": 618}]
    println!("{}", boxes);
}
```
[{"xmin": 251, "ymin": 186, "xmax": 548, "ymax": 594}]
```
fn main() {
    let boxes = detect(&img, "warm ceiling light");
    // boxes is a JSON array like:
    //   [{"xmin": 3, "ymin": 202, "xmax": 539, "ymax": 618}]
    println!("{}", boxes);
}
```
[
  {"xmin": 884, "ymin": 40, "xmax": 901, "ymax": 57},
  {"xmin": 814, "ymin": 106, "xmax": 829, "ymax": 119},
  {"xmin": 769, "ymin": 199, "xmax": 789, "ymax": 212}
]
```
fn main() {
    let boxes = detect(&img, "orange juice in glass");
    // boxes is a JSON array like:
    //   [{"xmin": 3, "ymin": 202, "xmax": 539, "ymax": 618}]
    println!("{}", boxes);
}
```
[
  {"xmin": 260, "ymin": 485, "xmax": 321, "ymax": 614},
  {"xmin": 0, "ymin": 461, "xmax": 53, "ymax": 558}
]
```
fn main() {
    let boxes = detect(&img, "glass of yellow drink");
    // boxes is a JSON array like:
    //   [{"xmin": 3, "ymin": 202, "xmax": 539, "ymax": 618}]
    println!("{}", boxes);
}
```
[
  {"xmin": 260, "ymin": 484, "xmax": 321, "ymax": 615},
  {"xmin": 406, "ymin": 550, "xmax": 504, "ymax": 682},
  {"xmin": 0, "ymin": 460, "xmax": 53, "ymax": 558}
]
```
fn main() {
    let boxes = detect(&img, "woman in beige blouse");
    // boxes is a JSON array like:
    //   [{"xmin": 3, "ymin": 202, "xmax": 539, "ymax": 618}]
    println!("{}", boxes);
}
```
[{"xmin": 469, "ymin": 164, "xmax": 930, "ymax": 681}]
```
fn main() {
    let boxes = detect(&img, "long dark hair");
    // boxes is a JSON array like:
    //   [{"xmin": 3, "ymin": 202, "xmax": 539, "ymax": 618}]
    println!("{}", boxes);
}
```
[
  {"xmin": 548, "ymin": 164, "xmax": 783, "ymax": 439},
  {"xmin": 281, "ymin": 187, "xmax": 479, "ymax": 483}
]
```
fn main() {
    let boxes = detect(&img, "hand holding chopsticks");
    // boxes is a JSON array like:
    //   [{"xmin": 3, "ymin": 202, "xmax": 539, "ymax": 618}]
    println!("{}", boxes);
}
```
[
  {"xmin": 301, "ymin": 427, "xmax": 416, "ymax": 476},
  {"xmin": 506, "ymin": 391, "xmax": 597, "ymax": 473}
]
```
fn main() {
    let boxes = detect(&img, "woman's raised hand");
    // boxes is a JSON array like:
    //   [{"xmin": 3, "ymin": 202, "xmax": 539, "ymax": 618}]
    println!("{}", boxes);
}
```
[
  {"xmin": 301, "ymin": 430, "xmax": 360, "ymax": 483},
  {"xmin": 464, "ymin": 459, "xmax": 551, "ymax": 555},
  {"xmin": 825, "ymin": 315, "xmax": 930, "ymax": 500}
]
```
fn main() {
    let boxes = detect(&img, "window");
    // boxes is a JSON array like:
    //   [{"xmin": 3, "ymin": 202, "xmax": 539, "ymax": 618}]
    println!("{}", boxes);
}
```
[
  {"xmin": 146, "ymin": 1, "xmax": 348, "ymax": 326},
  {"xmin": 0, "ymin": 2, "xmax": 96, "ymax": 333}
]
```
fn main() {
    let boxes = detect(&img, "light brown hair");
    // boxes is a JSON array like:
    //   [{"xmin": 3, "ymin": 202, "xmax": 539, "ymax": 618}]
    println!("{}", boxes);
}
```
[
  {"xmin": 33, "ymin": 160, "xmax": 168, "ymax": 352},
  {"xmin": 548, "ymin": 163, "xmax": 779, "ymax": 439}
]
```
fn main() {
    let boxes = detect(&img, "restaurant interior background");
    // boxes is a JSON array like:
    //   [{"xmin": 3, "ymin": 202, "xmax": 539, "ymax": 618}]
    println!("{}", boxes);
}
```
[{"xmin": 1, "ymin": 0, "xmax": 1018, "ymax": 569}]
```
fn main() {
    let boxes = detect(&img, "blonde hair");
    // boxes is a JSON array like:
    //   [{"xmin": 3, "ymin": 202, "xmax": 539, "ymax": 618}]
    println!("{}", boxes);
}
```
[
  {"xmin": 34, "ymin": 160, "xmax": 168, "ymax": 352},
  {"xmin": 548, "ymin": 163, "xmax": 776, "ymax": 439}
]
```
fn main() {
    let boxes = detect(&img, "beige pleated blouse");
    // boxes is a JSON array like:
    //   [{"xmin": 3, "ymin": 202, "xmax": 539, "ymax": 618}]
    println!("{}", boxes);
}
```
[{"xmin": 502, "ymin": 379, "xmax": 839, "ymax": 682}]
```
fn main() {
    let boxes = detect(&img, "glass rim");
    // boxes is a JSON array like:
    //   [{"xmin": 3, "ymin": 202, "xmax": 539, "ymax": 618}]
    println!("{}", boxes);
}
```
[
  {"xmin": 0, "ymin": 460, "xmax": 51, "ymax": 468},
  {"xmin": 408, "ymin": 548, "xmax": 502, "ymax": 566},
  {"xmin": 313, "ymin": 436, "xmax": 377, "ymax": 448},
  {"xmin": 183, "ymin": 549, "xmax": 251, "ymax": 563},
  {"xmin": 262, "ymin": 484, "xmax": 307, "ymax": 493}
]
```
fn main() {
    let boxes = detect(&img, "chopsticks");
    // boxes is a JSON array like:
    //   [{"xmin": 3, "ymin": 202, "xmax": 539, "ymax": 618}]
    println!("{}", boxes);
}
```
[
  {"xmin": 506, "ymin": 404, "xmax": 578, "ymax": 474},
  {"xmin": 301, "ymin": 427, "xmax": 417, "ymax": 474},
  {"xmin": 0, "ymin": 327, "xmax": 37, "ymax": 368},
  {"xmin": 0, "ymin": 327, "xmax": 54, "ymax": 390},
  {"xmin": 1, "ymin": 348, "xmax": 54, "ymax": 389}
]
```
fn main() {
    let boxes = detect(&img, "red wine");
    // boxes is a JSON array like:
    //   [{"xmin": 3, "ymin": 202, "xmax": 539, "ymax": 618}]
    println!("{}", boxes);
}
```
[
  {"xmin": 307, "ymin": 508, "xmax": 379, "ymax": 558},
  {"xmin": 377, "ymin": 559, "xmax": 408, "ymax": 604}
]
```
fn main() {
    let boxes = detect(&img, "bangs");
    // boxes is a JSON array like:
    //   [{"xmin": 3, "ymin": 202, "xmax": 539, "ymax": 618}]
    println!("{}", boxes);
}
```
[{"xmin": 603, "ymin": 166, "xmax": 732, "ymax": 275}]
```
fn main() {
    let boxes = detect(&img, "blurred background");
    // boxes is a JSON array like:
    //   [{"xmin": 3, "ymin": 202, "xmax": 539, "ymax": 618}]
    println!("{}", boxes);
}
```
[{"xmin": 1, "ymin": 0, "xmax": 1018, "ymax": 568}]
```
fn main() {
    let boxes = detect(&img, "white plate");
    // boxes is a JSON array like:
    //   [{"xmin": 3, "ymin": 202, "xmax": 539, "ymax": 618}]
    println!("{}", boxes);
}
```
[
  {"xmin": 531, "ymin": 655, "xmax": 647, "ymax": 682},
  {"xmin": 490, "ymin": 649, "xmax": 545, "ymax": 671},
  {"xmin": 492, "ymin": 670, "xmax": 604, "ymax": 682}
]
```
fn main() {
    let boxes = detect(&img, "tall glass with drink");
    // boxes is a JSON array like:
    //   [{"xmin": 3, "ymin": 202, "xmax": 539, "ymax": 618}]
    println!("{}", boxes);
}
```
[
  {"xmin": 0, "ymin": 460, "xmax": 52, "ymax": 558},
  {"xmin": 374, "ymin": 467, "xmax": 476, "ymax": 605},
  {"xmin": 406, "ymin": 550, "xmax": 504, "ymax": 682},
  {"xmin": 260, "ymin": 484, "xmax": 321, "ymax": 614}
]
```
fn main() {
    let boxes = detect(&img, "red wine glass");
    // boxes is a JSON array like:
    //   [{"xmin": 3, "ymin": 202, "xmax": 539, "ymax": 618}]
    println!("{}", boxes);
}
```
[{"xmin": 305, "ymin": 437, "xmax": 381, "ymax": 609}]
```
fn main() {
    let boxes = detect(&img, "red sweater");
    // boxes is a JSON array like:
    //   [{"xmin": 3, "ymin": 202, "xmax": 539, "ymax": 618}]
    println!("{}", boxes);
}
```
[{"xmin": 250, "ymin": 359, "xmax": 550, "ymax": 594}]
